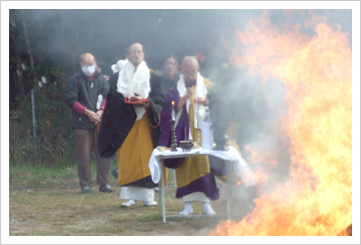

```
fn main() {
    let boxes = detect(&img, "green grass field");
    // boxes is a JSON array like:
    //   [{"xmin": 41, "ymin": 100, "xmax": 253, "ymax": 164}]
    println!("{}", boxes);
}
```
[{"xmin": 9, "ymin": 161, "xmax": 243, "ymax": 236}]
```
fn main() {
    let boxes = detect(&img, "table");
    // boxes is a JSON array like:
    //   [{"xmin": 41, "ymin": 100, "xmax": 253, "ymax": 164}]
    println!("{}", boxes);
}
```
[{"xmin": 149, "ymin": 146, "xmax": 255, "ymax": 223}]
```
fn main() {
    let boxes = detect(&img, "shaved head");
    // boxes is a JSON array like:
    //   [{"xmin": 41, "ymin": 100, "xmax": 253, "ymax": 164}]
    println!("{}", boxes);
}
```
[
  {"xmin": 181, "ymin": 56, "xmax": 199, "ymax": 68},
  {"xmin": 181, "ymin": 56, "xmax": 199, "ymax": 83},
  {"xmin": 80, "ymin": 53, "xmax": 95, "ymax": 66},
  {"xmin": 127, "ymin": 43, "xmax": 143, "ymax": 54}
]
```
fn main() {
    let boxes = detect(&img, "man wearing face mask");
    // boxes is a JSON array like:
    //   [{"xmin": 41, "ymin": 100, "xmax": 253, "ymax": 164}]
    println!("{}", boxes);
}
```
[{"xmin": 65, "ymin": 53, "xmax": 113, "ymax": 194}]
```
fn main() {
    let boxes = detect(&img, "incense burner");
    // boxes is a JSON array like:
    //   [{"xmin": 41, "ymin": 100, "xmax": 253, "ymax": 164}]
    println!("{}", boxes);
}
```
[{"xmin": 179, "ymin": 140, "xmax": 193, "ymax": 151}]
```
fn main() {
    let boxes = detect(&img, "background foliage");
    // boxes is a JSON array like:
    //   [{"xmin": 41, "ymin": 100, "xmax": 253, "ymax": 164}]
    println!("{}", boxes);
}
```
[{"xmin": 9, "ymin": 10, "xmax": 77, "ymax": 166}]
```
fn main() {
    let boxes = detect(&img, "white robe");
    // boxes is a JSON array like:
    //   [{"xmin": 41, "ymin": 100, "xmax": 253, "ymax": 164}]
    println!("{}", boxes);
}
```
[
  {"xmin": 117, "ymin": 61, "xmax": 155, "ymax": 201},
  {"xmin": 176, "ymin": 72, "xmax": 209, "ymax": 139},
  {"xmin": 117, "ymin": 61, "xmax": 150, "ymax": 121}
]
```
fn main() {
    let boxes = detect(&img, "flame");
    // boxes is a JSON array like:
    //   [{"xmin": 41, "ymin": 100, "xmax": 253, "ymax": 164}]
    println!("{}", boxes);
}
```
[
  {"xmin": 211, "ymin": 10, "xmax": 352, "ymax": 236},
  {"xmin": 172, "ymin": 100, "xmax": 175, "ymax": 106},
  {"xmin": 243, "ymin": 144, "xmax": 279, "ymax": 184},
  {"xmin": 245, "ymin": 145, "xmax": 278, "ymax": 167}
]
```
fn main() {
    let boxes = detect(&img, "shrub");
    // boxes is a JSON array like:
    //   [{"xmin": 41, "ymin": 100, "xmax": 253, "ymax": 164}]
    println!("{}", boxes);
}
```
[{"xmin": 9, "ymin": 79, "xmax": 76, "ymax": 167}]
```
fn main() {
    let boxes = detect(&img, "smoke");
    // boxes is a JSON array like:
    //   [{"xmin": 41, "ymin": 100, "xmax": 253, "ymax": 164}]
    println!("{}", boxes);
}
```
[
  {"xmin": 13, "ymin": 9, "xmax": 351, "ymax": 74},
  {"xmin": 10, "ymin": 8, "xmax": 352, "ymax": 224},
  {"xmin": 208, "ymin": 55, "xmax": 291, "ymax": 180}
]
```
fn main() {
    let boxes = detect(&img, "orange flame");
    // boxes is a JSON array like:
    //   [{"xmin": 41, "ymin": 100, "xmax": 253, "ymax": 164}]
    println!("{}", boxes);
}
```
[
  {"xmin": 211, "ymin": 11, "xmax": 352, "ymax": 236},
  {"xmin": 172, "ymin": 100, "xmax": 175, "ymax": 106},
  {"xmin": 243, "ymin": 145, "xmax": 279, "ymax": 184}
]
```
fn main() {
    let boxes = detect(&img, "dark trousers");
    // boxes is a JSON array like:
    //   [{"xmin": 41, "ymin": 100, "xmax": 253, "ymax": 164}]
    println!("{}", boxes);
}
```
[{"xmin": 74, "ymin": 128, "xmax": 111, "ymax": 187}]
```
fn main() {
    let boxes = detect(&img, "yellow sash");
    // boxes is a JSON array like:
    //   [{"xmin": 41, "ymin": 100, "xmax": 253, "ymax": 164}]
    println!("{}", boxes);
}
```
[
  {"xmin": 117, "ymin": 115, "xmax": 168, "ymax": 186},
  {"xmin": 175, "ymin": 85, "xmax": 210, "ymax": 188}
]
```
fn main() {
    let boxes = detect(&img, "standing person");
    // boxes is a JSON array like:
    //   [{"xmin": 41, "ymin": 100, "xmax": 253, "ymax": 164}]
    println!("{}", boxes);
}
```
[
  {"xmin": 158, "ymin": 56, "xmax": 217, "ymax": 216},
  {"xmin": 64, "ymin": 53, "xmax": 113, "ymax": 194},
  {"xmin": 109, "ymin": 58, "xmax": 166, "ymax": 180},
  {"xmin": 160, "ymin": 56, "xmax": 180, "ymax": 95},
  {"xmin": 98, "ymin": 43, "xmax": 164, "ymax": 207}
]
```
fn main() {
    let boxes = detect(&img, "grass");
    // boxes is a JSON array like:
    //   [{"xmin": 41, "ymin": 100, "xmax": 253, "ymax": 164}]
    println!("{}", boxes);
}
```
[{"xmin": 9, "ymin": 161, "xmax": 239, "ymax": 236}]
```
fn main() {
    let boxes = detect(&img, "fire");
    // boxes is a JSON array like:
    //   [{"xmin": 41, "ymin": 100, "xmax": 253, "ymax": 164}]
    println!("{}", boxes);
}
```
[
  {"xmin": 243, "ymin": 144, "xmax": 279, "ymax": 184},
  {"xmin": 211, "ymin": 11, "xmax": 352, "ymax": 236},
  {"xmin": 172, "ymin": 100, "xmax": 175, "ymax": 106}
]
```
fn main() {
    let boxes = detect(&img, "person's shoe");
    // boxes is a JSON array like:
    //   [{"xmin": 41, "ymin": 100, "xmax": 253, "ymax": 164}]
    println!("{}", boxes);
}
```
[
  {"xmin": 111, "ymin": 168, "xmax": 118, "ymax": 179},
  {"xmin": 121, "ymin": 199, "xmax": 136, "ymax": 208},
  {"xmin": 81, "ymin": 186, "xmax": 91, "ymax": 194},
  {"xmin": 202, "ymin": 202, "xmax": 216, "ymax": 216},
  {"xmin": 143, "ymin": 201, "xmax": 157, "ymax": 207},
  {"xmin": 179, "ymin": 202, "xmax": 193, "ymax": 216},
  {"xmin": 99, "ymin": 184, "xmax": 113, "ymax": 193}
]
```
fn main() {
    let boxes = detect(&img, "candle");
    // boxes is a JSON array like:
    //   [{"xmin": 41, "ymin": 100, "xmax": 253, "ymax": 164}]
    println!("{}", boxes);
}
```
[{"xmin": 171, "ymin": 101, "xmax": 175, "ymax": 120}]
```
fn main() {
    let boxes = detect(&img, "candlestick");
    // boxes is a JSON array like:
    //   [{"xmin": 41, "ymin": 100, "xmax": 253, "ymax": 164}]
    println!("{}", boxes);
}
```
[
  {"xmin": 170, "ymin": 101, "xmax": 178, "ymax": 151},
  {"xmin": 170, "ymin": 118, "xmax": 178, "ymax": 151}
]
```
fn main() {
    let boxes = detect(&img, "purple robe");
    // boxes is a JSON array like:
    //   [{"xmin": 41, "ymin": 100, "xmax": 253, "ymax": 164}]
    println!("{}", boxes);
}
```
[
  {"xmin": 159, "ymin": 84, "xmax": 189, "ymax": 149},
  {"xmin": 158, "ymin": 83, "xmax": 219, "ymax": 200}
]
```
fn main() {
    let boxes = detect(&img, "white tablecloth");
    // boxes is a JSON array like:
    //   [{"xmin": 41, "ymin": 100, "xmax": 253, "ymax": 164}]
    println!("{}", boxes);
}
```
[{"xmin": 148, "ymin": 146, "xmax": 256, "ymax": 186}]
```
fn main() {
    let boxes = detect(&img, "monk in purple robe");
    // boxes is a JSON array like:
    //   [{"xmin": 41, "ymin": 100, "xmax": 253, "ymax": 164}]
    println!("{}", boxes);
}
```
[{"xmin": 158, "ymin": 56, "xmax": 218, "ymax": 216}]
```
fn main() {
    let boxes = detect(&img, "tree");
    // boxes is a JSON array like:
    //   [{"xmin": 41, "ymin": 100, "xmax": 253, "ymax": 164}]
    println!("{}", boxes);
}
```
[{"xmin": 9, "ymin": 10, "xmax": 77, "ymax": 165}]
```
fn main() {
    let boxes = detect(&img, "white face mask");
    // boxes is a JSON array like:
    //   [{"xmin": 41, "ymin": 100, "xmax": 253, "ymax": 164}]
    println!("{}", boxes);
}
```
[{"xmin": 81, "ymin": 65, "xmax": 95, "ymax": 77}]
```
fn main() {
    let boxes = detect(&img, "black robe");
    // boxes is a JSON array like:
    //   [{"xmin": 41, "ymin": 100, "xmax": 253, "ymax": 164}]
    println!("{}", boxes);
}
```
[{"xmin": 98, "ymin": 71, "xmax": 164, "ymax": 158}]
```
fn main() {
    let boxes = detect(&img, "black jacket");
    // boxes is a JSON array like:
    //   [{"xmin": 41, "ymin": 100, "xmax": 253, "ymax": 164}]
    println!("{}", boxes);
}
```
[
  {"xmin": 98, "ymin": 71, "xmax": 165, "ymax": 158},
  {"xmin": 64, "ymin": 71, "xmax": 109, "ymax": 129}
]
